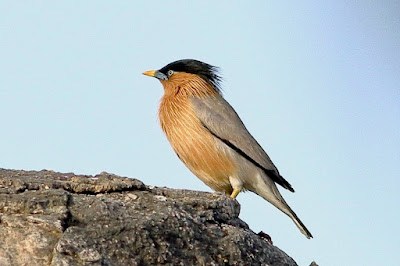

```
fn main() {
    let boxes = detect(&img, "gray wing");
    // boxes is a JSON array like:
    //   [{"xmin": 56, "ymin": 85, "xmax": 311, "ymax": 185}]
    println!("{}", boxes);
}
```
[{"xmin": 191, "ymin": 95, "xmax": 294, "ymax": 192}]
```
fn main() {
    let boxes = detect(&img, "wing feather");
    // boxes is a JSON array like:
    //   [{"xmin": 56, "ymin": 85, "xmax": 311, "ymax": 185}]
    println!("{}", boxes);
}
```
[{"xmin": 191, "ymin": 95, "xmax": 294, "ymax": 192}]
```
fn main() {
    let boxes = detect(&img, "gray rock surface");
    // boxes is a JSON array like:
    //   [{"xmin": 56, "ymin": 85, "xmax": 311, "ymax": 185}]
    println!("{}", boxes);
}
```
[{"xmin": 0, "ymin": 168, "xmax": 298, "ymax": 265}]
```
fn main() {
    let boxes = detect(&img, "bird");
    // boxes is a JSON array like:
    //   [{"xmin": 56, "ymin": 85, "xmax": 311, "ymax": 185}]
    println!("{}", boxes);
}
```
[{"xmin": 142, "ymin": 59, "xmax": 313, "ymax": 239}]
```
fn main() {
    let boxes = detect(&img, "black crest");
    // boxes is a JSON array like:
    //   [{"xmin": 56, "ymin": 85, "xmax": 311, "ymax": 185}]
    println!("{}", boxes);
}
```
[{"xmin": 159, "ymin": 59, "xmax": 222, "ymax": 92}]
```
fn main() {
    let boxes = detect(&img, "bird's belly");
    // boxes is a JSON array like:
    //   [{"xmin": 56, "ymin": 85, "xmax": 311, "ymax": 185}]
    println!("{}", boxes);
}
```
[
  {"xmin": 173, "ymin": 128, "xmax": 237, "ymax": 192},
  {"xmin": 160, "ymin": 108, "xmax": 236, "ymax": 193}
]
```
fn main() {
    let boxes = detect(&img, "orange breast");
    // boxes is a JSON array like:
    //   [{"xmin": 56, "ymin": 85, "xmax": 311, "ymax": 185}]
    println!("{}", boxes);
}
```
[{"xmin": 159, "ymin": 93, "xmax": 236, "ymax": 193}]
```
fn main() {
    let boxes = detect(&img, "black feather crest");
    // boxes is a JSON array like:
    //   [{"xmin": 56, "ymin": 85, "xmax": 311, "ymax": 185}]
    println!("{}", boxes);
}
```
[{"xmin": 159, "ymin": 59, "xmax": 222, "ymax": 92}]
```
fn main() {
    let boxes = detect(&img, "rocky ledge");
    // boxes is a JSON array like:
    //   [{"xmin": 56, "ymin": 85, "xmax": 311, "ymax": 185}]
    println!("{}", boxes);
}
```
[{"xmin": 0, "ymin": 168, "xmax": 297, "ymax": 265}]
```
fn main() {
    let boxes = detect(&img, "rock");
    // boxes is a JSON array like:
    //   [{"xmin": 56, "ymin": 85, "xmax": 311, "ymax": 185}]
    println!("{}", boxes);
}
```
[{"xmin": 0, "ymin": 168, "xmax": 298, "ymax": 265}]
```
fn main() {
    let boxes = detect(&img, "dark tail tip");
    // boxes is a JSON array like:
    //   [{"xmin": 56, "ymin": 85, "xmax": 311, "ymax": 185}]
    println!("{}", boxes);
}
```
[
  {"xmin": 292, "ymin": 211, "xmax": 313, "ymax": 239},
  {"xmin": 279, "ymin": 175, "xmax": 295, "ymax": 193}
]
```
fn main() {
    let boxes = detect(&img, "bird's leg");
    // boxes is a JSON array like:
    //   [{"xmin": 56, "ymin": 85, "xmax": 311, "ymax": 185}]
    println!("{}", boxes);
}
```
[
  {"xmin": 229, "ymin": 176, "xmax": 243, "ymax": 199},
  {"xmin": 230, "ymin": 189, "xmax": 240, "ymax": 198}
]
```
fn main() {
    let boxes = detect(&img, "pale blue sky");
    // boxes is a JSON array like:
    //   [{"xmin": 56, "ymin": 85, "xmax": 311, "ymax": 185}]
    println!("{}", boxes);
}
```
[{"xmin": 1, "ymin": 1, "xmax": 399, "ymax": 265}]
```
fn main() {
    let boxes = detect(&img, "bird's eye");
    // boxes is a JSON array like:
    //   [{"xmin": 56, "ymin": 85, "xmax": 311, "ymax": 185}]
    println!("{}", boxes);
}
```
[{"xmin": 167, "ymin": 70, "xmax": 174, "ymax": 77}]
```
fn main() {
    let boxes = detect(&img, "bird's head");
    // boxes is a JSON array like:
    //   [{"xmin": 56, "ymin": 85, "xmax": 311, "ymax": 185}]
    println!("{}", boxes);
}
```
[{"xmin": 143, "ymin": 59, "xmax": 222, "ymax": 95}]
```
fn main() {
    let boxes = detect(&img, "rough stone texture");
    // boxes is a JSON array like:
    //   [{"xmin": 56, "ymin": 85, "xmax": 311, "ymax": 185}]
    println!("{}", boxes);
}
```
[{"xmin": 0, "ymin": 168, "xmax": 298, "ymax": 266}]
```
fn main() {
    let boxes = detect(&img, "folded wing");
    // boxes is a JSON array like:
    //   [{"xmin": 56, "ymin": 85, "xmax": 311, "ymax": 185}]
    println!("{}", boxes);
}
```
[{"xmin": 191, "ymin": 95, "xmax": 294, "ymax": 192}]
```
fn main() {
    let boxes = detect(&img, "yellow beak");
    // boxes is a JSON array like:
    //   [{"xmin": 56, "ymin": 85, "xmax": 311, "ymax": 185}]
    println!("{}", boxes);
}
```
[{"xmin": 142, "ymin": 70, "xmax": 156, "ymax": 77}]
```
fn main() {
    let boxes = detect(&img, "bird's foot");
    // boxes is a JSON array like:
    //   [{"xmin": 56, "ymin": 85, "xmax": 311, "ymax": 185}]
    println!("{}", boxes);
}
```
[{"xmin": 230, "ymin": 188, "xmax": 240, "ymax": 199}]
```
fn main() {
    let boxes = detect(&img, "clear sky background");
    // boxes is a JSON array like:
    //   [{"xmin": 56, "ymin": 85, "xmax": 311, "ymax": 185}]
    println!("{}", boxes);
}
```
[{"xmin": 1, "ymin": 1, "xmax": 399, "ymax": 265}]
